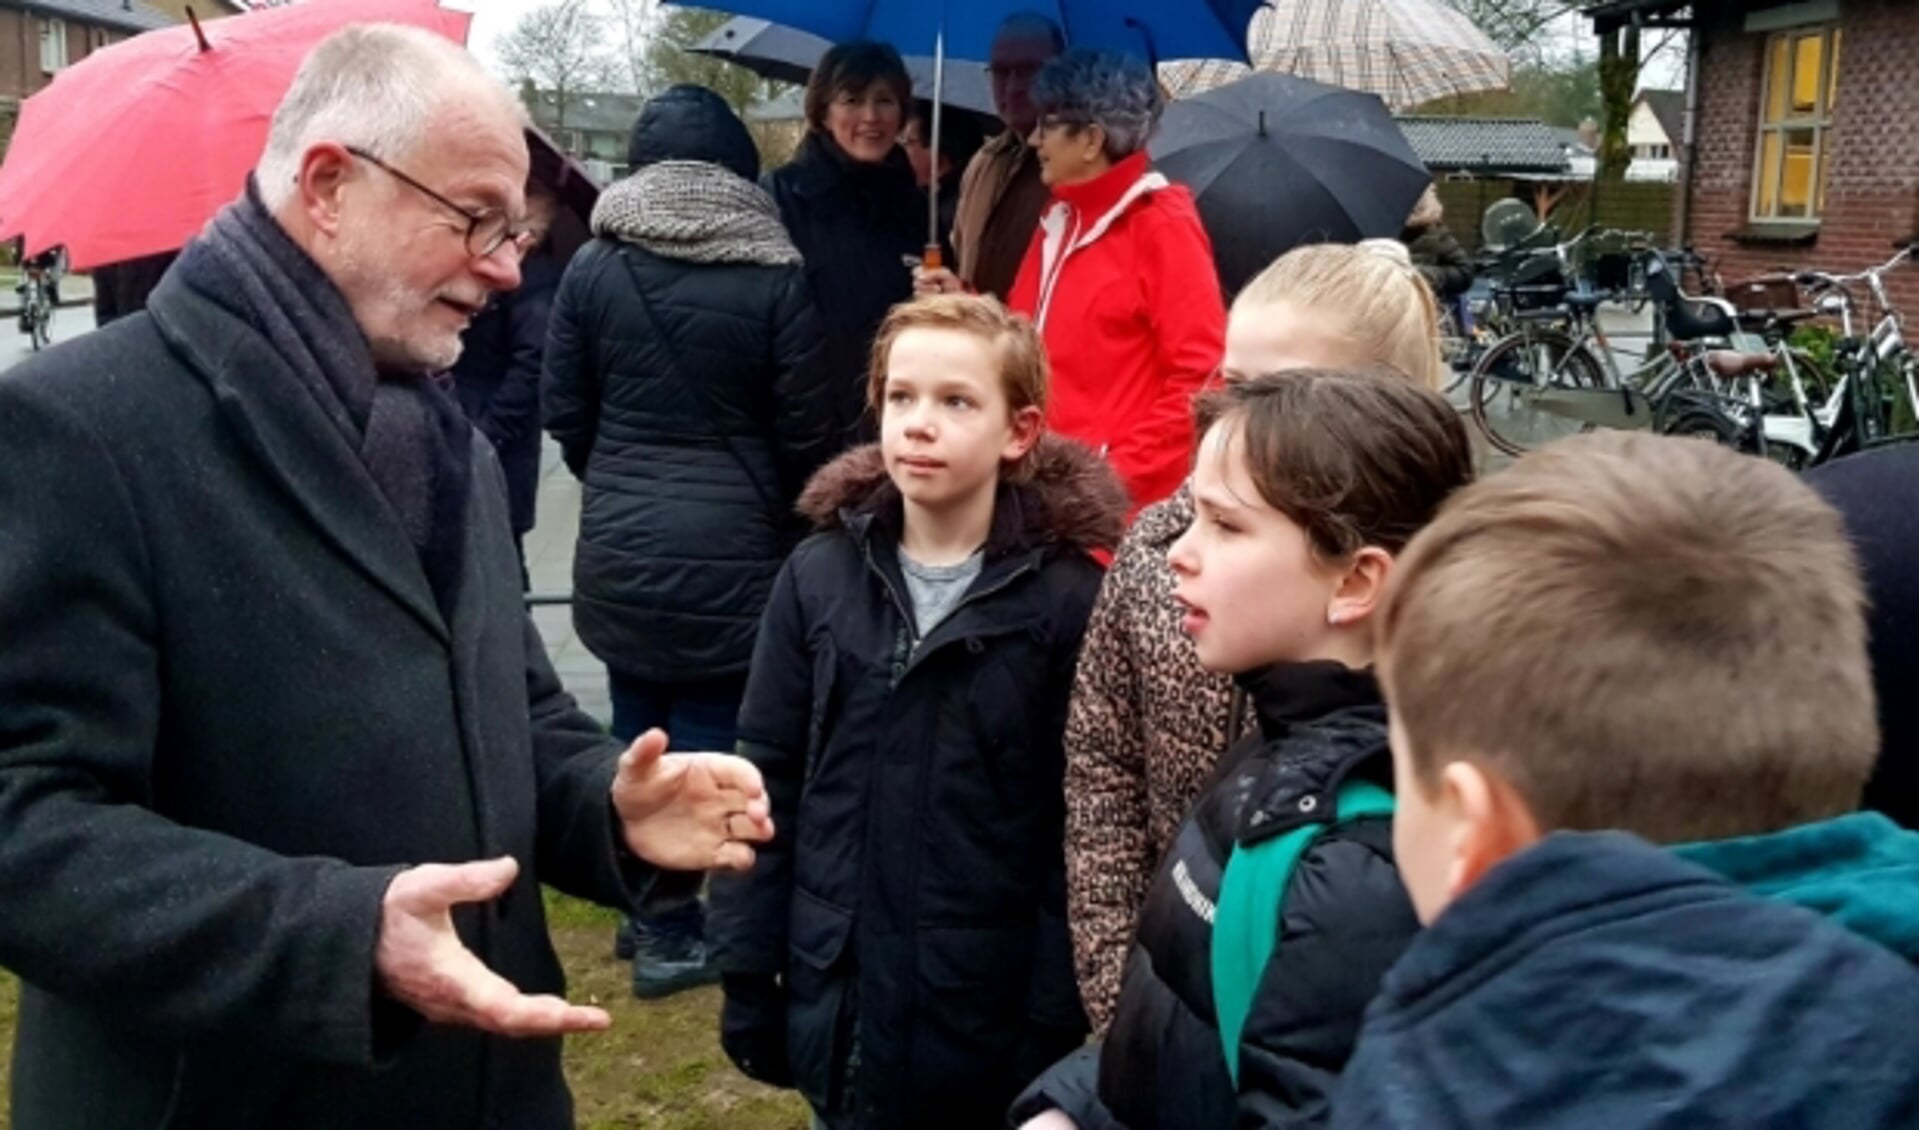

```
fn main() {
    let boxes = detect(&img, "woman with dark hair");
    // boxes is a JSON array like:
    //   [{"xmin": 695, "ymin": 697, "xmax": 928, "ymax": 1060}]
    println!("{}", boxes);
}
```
[
  {"xmin": 766, "ymin": 40, "xmax": 927, "ymax": 448},
  {"xmin": 544, "ymin": 83, "xmax": 836, "ymax": 1001}
]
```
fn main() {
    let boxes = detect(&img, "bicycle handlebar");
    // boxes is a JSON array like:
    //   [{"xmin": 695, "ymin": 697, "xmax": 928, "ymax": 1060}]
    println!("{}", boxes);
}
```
[{"xmin": 1795, "ymin": 246, "xmax": 1912, "ymax": 291}]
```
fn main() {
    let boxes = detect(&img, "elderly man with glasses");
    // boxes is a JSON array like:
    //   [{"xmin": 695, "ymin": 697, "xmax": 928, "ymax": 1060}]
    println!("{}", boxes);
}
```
[
  {"xmin": 0, "ymin": 24, "xmax": 771, "ymax": 1130},
  {"xmin": 925, "ymin": 10, "xmax": 1064, "ymax": 301}
]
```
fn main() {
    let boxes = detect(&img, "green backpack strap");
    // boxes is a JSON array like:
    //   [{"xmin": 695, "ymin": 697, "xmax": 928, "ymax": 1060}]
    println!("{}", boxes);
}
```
[{"xmin": 1211, "ymin": 779, "xmax": 1394, "ymax": 1088}]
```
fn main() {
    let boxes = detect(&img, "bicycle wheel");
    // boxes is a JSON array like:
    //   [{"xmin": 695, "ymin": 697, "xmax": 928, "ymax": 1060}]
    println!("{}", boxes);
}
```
[
  {"xmin": 1467, "ymin": 329, "xmax": 1609, "ymax": 456},
  {"xmin": 1657, "ymin": 387, "xmax": 1765, "ymax": 457}
]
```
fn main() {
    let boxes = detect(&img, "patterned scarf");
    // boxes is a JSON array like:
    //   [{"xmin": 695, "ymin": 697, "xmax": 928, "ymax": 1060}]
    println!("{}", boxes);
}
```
[{"xmin": 591, "ymin": 160, "xmax": 801, "ymax": 266}]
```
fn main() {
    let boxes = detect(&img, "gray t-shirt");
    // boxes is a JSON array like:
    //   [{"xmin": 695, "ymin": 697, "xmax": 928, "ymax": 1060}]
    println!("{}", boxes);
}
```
[{"xmin": 899, "ymin": 548, "xmax": 984, "ymax": 645}]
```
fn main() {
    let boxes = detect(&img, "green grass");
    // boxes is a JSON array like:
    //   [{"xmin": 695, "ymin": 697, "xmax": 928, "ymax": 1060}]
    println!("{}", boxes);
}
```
[
  {"xmin": 0, "ymin": 970, "xmax": 11, "ymax": 1130},
  {"xmin": 0, "ymin": 893, "xmax": 808, "ymax": 1130}
]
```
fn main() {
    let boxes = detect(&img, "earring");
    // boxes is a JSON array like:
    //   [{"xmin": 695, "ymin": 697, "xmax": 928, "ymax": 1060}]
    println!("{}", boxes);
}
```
[{"xmin": 1327, "ymin": 608, "xmax": 1341, "ymax": 626}]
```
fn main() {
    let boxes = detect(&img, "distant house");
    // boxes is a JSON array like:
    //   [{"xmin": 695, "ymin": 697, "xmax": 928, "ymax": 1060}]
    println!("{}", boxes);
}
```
[
  {"xmin": 1396, "ymin": 116, "xmax": 1585, "ymax": 181},
  {"xmin": 1586, "ymin": 0, "xmax": 1919, "ymax": 314},
  {"xmin": 1396, "ymin": 116, "xmax": 1595, "ymax": 219},
  {"xmin": 523, "ymin": 87, "xmax": 644, "ymax": 186},
  {"xmin": 1628, "ymin": 88, "xmax": 1684, "ymax": 182},
  {"xmin": 0, "ymin": 0, "xmax": 214, "ymax": 161}
]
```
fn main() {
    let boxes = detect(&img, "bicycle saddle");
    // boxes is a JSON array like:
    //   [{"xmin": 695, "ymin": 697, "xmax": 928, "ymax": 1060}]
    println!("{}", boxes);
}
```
[{"xmin": 1704, "ymin": 349, "xmax": 1780, "ymax": 377}]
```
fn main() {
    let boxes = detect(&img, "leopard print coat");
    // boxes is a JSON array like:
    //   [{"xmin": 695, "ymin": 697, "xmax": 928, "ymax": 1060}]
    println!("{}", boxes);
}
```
[{"xmin": 1063, "ymin": 481, "xmax": 1251, "ymax": 1031}]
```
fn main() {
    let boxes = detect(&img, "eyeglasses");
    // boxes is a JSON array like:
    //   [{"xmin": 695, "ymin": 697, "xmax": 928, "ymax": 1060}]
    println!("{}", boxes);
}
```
[
  {"xmin": 345, "ymin": 146, "xmax": 534, "ymax": 262},
  {"xmin": 985, "ymin": 61, "xmax": 1045, "ymax": 81},
  {"xmin": 1033, "ymin": 115, "xmax": 1086, "ymax": 135}
]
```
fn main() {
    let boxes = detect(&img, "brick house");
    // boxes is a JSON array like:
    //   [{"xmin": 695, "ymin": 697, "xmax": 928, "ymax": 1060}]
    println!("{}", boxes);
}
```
[
  {"xmin": 522, "ymin": 86, "xmax": 644, "ymax": 186},
  {"xmin": 1587, "ymin": 0, "xmax": 1919, "ymax": 314},
  {"xmin": 0, "ymin": 0, "xmax": 177, "ymax": 158}
]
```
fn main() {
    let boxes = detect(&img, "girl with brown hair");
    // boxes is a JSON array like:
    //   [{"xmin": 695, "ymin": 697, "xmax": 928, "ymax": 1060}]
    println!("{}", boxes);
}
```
[
  {"xmin": 1017, "ymin": 367, "xmax": 1474, "ymax": 1129},
  {"xmin": 1063, "ymin": 240, "xmax": 1445, "ymax": 1033}
]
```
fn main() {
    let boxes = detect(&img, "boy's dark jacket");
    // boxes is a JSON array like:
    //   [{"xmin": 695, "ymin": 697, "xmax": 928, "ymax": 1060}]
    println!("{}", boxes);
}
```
[
  {"xmin": 706, "ymin": 436, "xmax": 1127, "ymax": 1129},
  {"xmin": 1015, "ymin": 662, "xmax": 1419, "ymax": 1130},
  {"xmin": 1331, "ymin": 818, "xmax": 1919, "ymax": 1129}
]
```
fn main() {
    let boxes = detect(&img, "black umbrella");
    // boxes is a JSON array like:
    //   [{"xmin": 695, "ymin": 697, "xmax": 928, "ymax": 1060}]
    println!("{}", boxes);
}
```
[
  {"xmin": 526, "ymin": 125, "xmax": 598, "ymax": 264},
  {"xmin": 692, "ymin": 16, "xmax": 1000, "ymax": 119},
  {"xmin": 1149, "ymin": 72, "xmax": 1429, "ymax": 298}
]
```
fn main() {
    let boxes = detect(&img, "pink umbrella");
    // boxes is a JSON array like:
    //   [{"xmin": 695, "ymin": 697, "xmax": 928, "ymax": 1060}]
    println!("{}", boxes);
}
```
[{"xmin": 0, "ymin": 0, "xmax": 472, "ymax": 269}]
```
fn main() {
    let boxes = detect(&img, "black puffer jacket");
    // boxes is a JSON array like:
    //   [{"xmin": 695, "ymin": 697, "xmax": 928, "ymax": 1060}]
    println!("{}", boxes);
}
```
[
  {"xmin": 1015, "ymin": 663, "xmax": 1417, "ymax": 1130},
  {"xmin": 708, "ymin": 438, "xmax": 1128, "ymax": 1129},
  {"xmin": 544, "ymin": 102, "xmax": 834, "ymax": 683},
  {"xmin": 453, "ymin": 249, "xmax": 559, "ymax": 536},
  {"xmin": 765, "ymin": 133, "xmax": 924, "ymax": 445}
]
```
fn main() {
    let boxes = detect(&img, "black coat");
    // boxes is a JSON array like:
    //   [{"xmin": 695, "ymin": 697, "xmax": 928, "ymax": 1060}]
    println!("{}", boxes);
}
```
[
  {"xmin": 707, "ymin": 439, "xmax": 1127, "ymax": 1129},
  {"xmin": 0, "ymin": 272, "xmax": 647, "ymax": 1130},
  {"xmin": 765, "ymin": 134, "xmax": 925, "ymax": 446},
  {"xmin": 544, "ymin": 237, "xmax": 833, "ymax": 683},
  {"xmin": 1331, "ymin": 831, "xmax": 1919, "ymax": 1130},
  {"xmin": 90, "ymin": 249, "xmax": 178, "ymax": 327},
  {"xmin": 452, "ymin": 250, "xmax": 560, "ymax": 536},
  {"xmin": 1807, "ymin": 447, "xmax": 1919, "ymax": 829},
  {"xmin": 1401, "ymin": 223, "xmax": 1473, "ymax": 300},
  {"xmin": 1016, "ymin": 664, "xmax": 1417, "ymax": 1130}
]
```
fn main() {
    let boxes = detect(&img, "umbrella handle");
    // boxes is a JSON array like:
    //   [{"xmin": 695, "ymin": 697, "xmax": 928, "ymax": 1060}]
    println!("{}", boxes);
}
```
[{"xmin": 923, "ymin": 244, "xmax": 944, "ymax": 271}]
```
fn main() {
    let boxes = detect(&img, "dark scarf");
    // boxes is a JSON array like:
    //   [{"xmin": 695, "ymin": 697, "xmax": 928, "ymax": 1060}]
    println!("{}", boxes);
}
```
[
  {"xmin": 799, "ymin": 132, "xmax": 919, "ymax": 209},
  {"xmin": 174, "ymin": 181, "xmax": 472, "ymax": 615}
]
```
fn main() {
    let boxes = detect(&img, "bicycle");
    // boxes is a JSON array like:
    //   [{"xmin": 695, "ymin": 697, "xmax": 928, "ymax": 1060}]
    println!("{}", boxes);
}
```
[
  {"xmin": 1467, "ymin": 238, "xmax": 1725, "ymax": 456},
  {"xmin": 15, "ymin": 262, "xmax": 53, "ymax": 351},
  {"xmin": 1746, "ymin": 242, "xmax": 1919, "ymax": 468}
]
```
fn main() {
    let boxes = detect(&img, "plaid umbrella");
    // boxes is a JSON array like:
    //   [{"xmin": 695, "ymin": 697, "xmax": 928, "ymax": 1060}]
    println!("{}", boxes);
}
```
[{"xmin": 1162, "ymin": 0, "xmax": 1510, "ymax": 111}]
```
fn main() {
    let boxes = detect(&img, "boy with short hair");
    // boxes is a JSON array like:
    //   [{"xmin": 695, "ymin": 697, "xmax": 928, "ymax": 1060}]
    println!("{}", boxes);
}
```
[
  {"xmin": 709, "ymin": 295, "xmax": 1127, "ymax": 1129},
  {"xmin": 1336, "ymin": 430, "xmax": 1919, "ymax": 1129}
]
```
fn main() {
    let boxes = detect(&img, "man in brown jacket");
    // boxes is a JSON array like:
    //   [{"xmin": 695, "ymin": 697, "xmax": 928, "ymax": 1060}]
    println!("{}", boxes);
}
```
[{"xmin": 948, "ymin": 12, "xmax": 1062, "ymax": 300}]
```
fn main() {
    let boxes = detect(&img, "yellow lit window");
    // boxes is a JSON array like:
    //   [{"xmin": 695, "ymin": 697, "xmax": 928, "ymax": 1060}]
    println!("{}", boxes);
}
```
[{"xmin": 1753, "ymin": 25, "xmax": 1839, "ymax": 222}]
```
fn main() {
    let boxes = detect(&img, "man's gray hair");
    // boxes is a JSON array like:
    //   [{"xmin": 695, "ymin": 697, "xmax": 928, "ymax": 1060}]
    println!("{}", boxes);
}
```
[
  {"xmin": 995, "ymin": 10, "xmax": 1065, "ymax": 54},
  {"xmin": 256, "ymin": 24, "xmax": 525, "ymax": 211},
  {"xmin": 1031, "ymin": 48, "xmax": 1163, "ymax": 160}
]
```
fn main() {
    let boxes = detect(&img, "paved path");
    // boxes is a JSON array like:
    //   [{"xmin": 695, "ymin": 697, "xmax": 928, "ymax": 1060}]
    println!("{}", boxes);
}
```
[{"xmin": 525, "ymin": 440, "xmax": 610, "ymax": 725}]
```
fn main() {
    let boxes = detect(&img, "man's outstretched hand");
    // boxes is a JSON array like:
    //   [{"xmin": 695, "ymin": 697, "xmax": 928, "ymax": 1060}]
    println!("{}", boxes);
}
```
[
  {"xmin": 611, "ymin": 728, "xmax": 774, "ymax": 872},
  {"xmin": 376, "ymin": 857, "xmax": 611, "ymax": 1037}
]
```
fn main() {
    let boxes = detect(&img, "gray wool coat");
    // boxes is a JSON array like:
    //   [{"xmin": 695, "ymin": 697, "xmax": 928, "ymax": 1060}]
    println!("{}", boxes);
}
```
[{"xmin": 0, "ymin": 272, "xmax": 649, "ymax": 1130}]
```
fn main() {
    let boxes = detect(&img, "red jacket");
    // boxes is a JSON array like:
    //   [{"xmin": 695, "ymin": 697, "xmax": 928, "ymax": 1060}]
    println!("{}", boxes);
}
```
[{"xmin": 1008, "ymin": 152, "xmax": 1225, "ymax": 512}]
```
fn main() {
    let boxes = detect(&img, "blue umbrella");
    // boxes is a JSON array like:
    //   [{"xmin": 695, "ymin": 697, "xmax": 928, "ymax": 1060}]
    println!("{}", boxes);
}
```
[
  {"xmin": 671, "ymin": 0, "xmax": 1260, "ymax": 262},
  {"xmin": 674, "ymin": 0, "xmax": 1261, "ymax": 65}
]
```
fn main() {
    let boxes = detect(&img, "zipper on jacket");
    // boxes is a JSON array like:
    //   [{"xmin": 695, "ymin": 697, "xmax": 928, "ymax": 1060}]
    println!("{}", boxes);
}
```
[
  {"xmin": 861, "ymin": 540, "xmax": 1040, "ymax": 686},
  {"xmin": 899, "ymin": 558, "xmax": 1039, "ymax": 681},
  {"xmin": 863, "ymin": 540, "xmax": 921, "ymax": 689}
]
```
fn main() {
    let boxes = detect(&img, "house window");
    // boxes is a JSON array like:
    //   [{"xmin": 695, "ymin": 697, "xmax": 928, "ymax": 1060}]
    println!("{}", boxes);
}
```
[
  {"xmin": 39, "ymin": 18, "xmax": 68, "ymax": 73},
  {"xmin": 1752, "ymin": 24, "xmax": 1840, "ymax": 222}
]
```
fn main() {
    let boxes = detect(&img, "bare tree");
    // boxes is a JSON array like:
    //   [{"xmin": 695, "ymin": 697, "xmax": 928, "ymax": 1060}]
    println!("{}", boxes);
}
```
[
  {"xmin": 496, "ymin": 0, "xmax": 619, "ymax": 131},
  {"xmin": 642, "ymin": 7, "xmax": 769, "ymax": 111},
  {"xmin": 1595, "ymin": 16, "xmax": 1642, "ymax": 179},
  {"xmin": 1447, "ymin": 0, "xmax": 1583, "ymax": 66},
  {"xmin": 602, "ymin": 0, "xmax": 658, "ymax": 96}
]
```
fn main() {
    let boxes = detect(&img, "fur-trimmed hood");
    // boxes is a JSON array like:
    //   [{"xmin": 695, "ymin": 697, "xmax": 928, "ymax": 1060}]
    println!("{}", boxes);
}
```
[{"xmin": 796, "ymin": 434, "xmax": 1128, "ymax": 556}]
